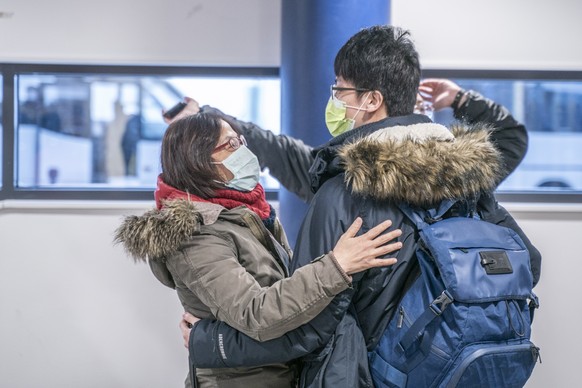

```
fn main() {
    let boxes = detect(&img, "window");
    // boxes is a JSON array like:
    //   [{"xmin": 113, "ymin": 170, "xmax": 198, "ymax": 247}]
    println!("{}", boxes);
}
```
[
  {"xmin": 1, "ymin": 64, "xmax": 279, "ymax": 200},
  {"xmin": 0, "ymin": 74, "xmax": 2, "ymax": 190},
  {"xmin": 3, "ymin": 66, "xmax": 582, "ymax": 202},
  {"xmin": 424, "ymin": 70, "xmax": 582, "ymax": 202}
]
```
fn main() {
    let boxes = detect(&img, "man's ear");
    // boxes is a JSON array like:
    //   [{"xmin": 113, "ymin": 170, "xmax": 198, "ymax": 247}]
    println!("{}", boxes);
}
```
[{"xmin": 366, "ymin": 90, "xmax": 386, "ymax": 115}]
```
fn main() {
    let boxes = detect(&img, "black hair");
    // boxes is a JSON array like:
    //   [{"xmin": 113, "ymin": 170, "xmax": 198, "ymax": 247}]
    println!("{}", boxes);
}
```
[
  {"xmin": 334, "ymin": 25, "xmax": 421, "ymax": 116},
  {"xmin": 160, "ymin": 112, "xmax": 241, "ymax": 198}
]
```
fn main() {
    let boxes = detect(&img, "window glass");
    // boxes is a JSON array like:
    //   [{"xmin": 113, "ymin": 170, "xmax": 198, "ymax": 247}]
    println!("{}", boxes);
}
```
[
  {"xmin": 16, "ymin": 74, "xmax": 280, "ymax": 190},
  {"xmin": 432, "ymin": 78, "xmax": 582, "ymax": 193}
]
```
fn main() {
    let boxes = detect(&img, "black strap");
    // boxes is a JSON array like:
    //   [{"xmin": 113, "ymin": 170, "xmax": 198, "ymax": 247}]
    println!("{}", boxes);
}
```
[
  {"xmin": 397, "ymin": 199, "xmax": 458, "ymax": 230},
  {"xmin": 396, "ymin": 290, "xmax": 454, "ymax": 372}
]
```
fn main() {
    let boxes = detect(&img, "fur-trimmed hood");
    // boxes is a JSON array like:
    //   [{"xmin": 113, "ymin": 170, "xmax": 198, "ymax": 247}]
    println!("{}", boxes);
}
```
[
  {"xmin": 114, "ymin": 200, "xmax": 224, "ymax": 262},
  {"xmin": 339, "ymin": 122, "xmax": 501, "ymax": 206}
]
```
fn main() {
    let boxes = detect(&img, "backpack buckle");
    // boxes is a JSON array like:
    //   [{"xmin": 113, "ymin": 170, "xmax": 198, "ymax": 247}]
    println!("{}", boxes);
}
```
[
  {"xmin": 423, "ymin": 215, "xmax": 442, "ymax": 225},
  {"xmin": 429, "ymin": 290, "xmax": 454, "ymax": 316}
]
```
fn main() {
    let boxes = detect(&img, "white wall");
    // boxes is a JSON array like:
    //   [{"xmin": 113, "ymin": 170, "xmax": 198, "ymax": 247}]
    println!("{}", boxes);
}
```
[
  {"xmin": 1, "ymin": 0, "xmax": 582, "ymax": 387},
  {"xmin": 392, "ymin": 0, "xmax": 582, "ymax": 70},
  {"xmin": 0, "ymin": 202, "xmax": 187, "ymax": 388},
  {"xmin": 0, "ymin": 0, "xmax": 280, "ymax": 66}
]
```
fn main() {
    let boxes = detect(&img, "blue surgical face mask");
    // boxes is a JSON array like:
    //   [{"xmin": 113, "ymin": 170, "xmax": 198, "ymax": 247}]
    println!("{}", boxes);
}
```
[{"xmin": 216, "ymin": 145, "xmax": 261, "ymax": 192}]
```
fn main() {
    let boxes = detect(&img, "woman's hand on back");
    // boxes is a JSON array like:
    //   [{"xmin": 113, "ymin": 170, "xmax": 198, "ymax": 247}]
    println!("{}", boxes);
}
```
[{"xmin": 332, "ymin": 218, "xmax": 402, "ymax": 275}]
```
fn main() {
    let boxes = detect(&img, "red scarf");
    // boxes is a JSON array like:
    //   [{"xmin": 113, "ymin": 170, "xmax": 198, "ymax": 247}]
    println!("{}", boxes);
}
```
[{"xmin": 154, "ymin": 175, "xmax": 271, "ymax": 220}]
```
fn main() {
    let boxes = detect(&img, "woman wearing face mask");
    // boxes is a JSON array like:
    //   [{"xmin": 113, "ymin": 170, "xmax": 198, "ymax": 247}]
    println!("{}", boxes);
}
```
[{"xmin": 115, "ymin": 112, "xmax": 402, "ymax": 388}]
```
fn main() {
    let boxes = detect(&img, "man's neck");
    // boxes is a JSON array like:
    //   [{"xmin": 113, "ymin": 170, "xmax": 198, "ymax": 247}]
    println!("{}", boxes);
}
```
[{"xmin": 357, "ymin": 108, "xmax": 388, "ymax": 128}]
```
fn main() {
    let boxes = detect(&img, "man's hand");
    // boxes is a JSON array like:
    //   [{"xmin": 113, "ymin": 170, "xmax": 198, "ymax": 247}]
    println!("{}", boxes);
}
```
[
  {"xmin": 179, "ymin": 312, "xmax": 202, "ymax": 349},
  {"xmin": 419, "ymin": 78, "xmax": 466, "ymax": 111},
  {"xmin": 163, "ymin": 97, "xmax": 201, "ymax": 124}
]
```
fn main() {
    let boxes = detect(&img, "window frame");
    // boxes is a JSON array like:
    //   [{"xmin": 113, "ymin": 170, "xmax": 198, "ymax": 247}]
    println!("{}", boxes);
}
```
[{"xmin": 0, "ymin": 63, "xmax": 279, "ymax": 201}]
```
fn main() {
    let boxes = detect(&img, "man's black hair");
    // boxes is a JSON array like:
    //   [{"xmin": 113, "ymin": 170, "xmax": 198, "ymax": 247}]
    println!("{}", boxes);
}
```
[{"xmin": 334, "ymin": 25, "xmax": 420, "ymax": 116}]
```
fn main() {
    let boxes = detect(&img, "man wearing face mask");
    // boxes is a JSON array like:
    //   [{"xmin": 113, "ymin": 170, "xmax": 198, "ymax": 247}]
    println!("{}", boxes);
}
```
[
  {"xmin": 325, "ymin": 85, "xmax": 373, "ymax": 136},
  {"xmin": 171, "ymin": 77, "xmax": 530, "ymax": 206},
  {"xmin": 174, "ymin": 26, "xmax": 541, "ymax": 387}
]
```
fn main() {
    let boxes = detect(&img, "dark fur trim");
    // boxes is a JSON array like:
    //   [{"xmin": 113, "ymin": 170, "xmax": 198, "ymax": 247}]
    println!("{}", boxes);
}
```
[{"xmin": 339, "ymin": 123, "xmax": 501, "ymax": 207}]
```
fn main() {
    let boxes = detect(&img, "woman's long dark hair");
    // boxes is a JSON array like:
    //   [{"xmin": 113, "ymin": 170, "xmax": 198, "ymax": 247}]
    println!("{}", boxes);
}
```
[{"xmin": 160, "ymin": 112, "xmax": 240, "ymax": 198}]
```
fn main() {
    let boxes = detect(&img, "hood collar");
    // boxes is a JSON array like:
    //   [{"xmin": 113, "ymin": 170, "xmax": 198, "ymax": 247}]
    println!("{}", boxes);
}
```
[
  {"xmin": 339, "ymin": 122, "xmax": 501, "ymax": 207},
  {"xmin": 114, "ymin": 200, "xmax": 225, "ymax": 262}
]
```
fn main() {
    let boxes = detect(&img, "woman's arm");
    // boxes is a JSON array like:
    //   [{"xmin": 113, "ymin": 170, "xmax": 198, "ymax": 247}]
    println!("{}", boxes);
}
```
[{"xmin": 170, "ymin": 220, "xmax": 400, "ymax": 342}]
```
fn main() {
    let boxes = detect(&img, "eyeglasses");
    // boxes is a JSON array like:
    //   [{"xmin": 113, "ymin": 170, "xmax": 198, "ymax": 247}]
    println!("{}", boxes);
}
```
[
  {"xmin": 213, "ymin": 135, "xmax": 247, "ymax": 154},
  {"xmin": 331, "ymin": 85, "xmax": 371, "ymax": 99}
]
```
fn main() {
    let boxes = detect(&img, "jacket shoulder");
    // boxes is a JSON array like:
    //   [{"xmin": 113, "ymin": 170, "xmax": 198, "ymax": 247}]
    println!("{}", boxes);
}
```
[{"xmin": 114, "ymin": 200, "xmax": 204, "ymax": 262}]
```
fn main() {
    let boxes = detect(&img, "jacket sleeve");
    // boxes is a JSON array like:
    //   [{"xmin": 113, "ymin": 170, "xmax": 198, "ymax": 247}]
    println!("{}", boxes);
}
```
[
  {"xmin": 201, "ymin": 105, "xmax": 316, "ymax": 202},
  {"xmin": 454, "ymin": 91, "xmax": 528, "ymax": 184},
  {"xmin": 189, "ymin": 288, "xmax": 355, "ymax": 368},
  {"xmin": 168, "ymin": 233, "xmax": 350, "ymax": 342}
]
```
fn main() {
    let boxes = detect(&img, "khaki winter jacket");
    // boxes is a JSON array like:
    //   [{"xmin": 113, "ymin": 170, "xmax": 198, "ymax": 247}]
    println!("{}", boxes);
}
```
[{"xmin": 115, "ymin": 200, "xmax": 351, "ymax": 387}]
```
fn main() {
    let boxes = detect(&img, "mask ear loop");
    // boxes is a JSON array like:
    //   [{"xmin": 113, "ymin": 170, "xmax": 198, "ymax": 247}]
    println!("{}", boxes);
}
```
[
  {"xmin": 349, "ymin": 91, "xmax": 372, "ymax": 121},
  {"xmin": 210, "ymin": 159, "xmax": 228, "ymax": 186}
]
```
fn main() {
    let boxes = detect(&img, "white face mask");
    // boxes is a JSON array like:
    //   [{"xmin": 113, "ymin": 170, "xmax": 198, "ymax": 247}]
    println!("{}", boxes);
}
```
[{"xmin": 216, "ymin": 145, "xmax": 261, "ymax": 192}]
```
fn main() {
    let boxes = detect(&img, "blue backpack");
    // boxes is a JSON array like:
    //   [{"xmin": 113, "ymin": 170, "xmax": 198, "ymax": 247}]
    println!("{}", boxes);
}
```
[{"xmin": 368, "ymin": 200, "xmax": 540, "ymax": 388}]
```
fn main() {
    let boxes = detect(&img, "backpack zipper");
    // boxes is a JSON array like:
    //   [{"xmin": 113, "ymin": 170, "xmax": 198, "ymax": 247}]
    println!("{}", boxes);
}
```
[{"xmin": 397, "ymin": 306, "xmax": 404, "ymax": 328}]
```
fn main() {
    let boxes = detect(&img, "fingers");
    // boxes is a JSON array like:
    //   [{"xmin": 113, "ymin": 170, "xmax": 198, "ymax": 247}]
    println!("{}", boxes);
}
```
[
  {"xmin": 183, "ymin": 312, "xmax": 195, "ymax": 323},
  {"xmin": 419, "ymin": 79, "xmax": 439, "ymax": 89},
  {"xmin": 361, "ymin": 219, "xmax": 393, "ymax": 240},
  {"xmin": 342, "ymin": 217, "xmax": 363, "ymax": 239},
  {"xmin": 179, "ymin": 319, "xmax": 191, "ymax": 349},
  {"xmin": 362, "ymin": 237, "xmax": 402, "ymax": 265},
  {"xmin": 374, "ymin": 240, "xmax": 403, "ymax": 256},
  {"xmin": 183, "ymin": 312, "xmax": 201, "ymax": 325},
  {"xmin": 179, "ymin": 319, "xmax": 190, "ymax": 331},
  {"xmin": 418, "ymin": 86, "xmax": 434, "ymax": 96},
  {"xmin": 368, "ymin": 257, "xmax": 398, "ymax": 268},
  {"xmin": 372, "ymin": 228, "xmax": 402, "ymax": 248}
]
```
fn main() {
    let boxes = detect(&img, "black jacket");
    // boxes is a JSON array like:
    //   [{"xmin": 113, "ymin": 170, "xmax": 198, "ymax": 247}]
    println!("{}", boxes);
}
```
[{"xmin": 190, "ymin": 93, "xmax": 541, "ymax": 386}]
